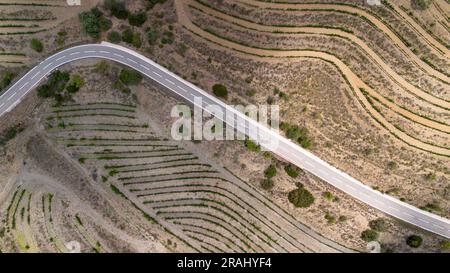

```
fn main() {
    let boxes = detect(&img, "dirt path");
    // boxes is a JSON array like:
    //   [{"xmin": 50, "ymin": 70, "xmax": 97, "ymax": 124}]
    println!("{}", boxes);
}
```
[
  {"xmin": 175, "ymin": 0, "xmax": 450, "ymax": 156},
  {"xmin": 238, "ymin": 0, "xmax": 450, "ymax": 79},
  {"xmin": 189, "ymin": 0, "xmax": 450, "ymax": 119}
]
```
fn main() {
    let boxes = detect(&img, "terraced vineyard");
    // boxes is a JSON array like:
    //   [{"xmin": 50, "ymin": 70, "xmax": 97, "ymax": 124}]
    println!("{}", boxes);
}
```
[
  {"xmin": 43, "ymin": 102, "xmax": 350, "ymax": 252},
  {"xmin": 176, "ymin": 0, "xmax": 450, "ymax": 157}
]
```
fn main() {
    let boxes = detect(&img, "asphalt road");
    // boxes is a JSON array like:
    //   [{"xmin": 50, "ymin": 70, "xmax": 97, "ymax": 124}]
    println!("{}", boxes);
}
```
[{"xmin": 1, "ymin": 42, "xmax": 449, "ymax": 239}]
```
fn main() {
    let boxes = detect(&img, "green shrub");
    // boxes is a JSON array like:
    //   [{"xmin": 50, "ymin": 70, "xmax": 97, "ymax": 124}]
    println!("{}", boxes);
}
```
[
  {"xmin": 440, "ymin": 240, "xmax": 450, "ymax": 250},
  {"xmin": 281, "ymin": 123, "xmax": 313, "ymax": 148},
  {"xmin": 119, "ymin": 69, "xmax": 142, "ymax": 85},
  {"xmin": 122, "ymin": 28, "xmax": 133, "ymax": 43},
  {"xmin": 107, "ymin": 31, "xmax": 121, "ymax": 43},
  {"xmin": 288, "ymin": 185, "xmax": 314, "ymax": 208},
  {"xmin": 1, "ymin": 70, "xmax": 15, "ymax": 90},
  {"xmin": 0, "ymin": 125, "xmax": 24, "ymax": 146},
  {"xmin": 260, "ymin": 179, "xmax": 274, "ymax": 190},
  {"xmin": 212, "ymin": 84, "xmax": 228, "ymax": 99},
  {"xmin": 107, "ymin": 0, "xmax": 129, "ymax": 19},
  {"xmin": 94, "ymin": 60, "xmax": 110, "ymax": 75},
  {"xmin": 99, "ymin": 17, "xmax": 112, "ymax": 31},
  {"xmin": 147, "ymin": 28, "xmax": 158, "ymax": 45},
  {"xmin": 78, "ymin": 9, "xmax": 100, "ymax": 38},
  {"xmin": 284, "ymin": 164, "xmax": 299, "ymax": 178},
  {"xmin": 264, "ymin": 164, "xmax": 277, "ymax": 179},
  {"xmin": 244, "ymin": 139, "xmax": 260, "ymax": 152},
  {"xmin": 406, "ymin": 235, "xmax": 423, "ymax": 248},
  {"xmin": 322, "ymin": 191, "xmax": 334, "ymax": 201},
  {"xmin": 30, "ymin": 38, "xmax": 43, "ymax": 52},
  {"xmin": 361, "ymin": 229, "xmax": 379, "ymax": 242},
  {"xmin": 145, "ymin": 0, "xmax": 167, "ymax": 9},
  {"xmin": 128, "ymin": 11, "xmax": 147, "ymax": 27},
  {"xmin": 369, "ymin": 218, "xmax": 388, "ymax": 232}
]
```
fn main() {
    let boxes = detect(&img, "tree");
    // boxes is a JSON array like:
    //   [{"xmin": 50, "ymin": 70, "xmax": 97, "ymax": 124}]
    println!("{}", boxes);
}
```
[
  {"xmin": 99, "ymin": 17, "xmax": 112, "ymax": 31},
  {"xmin": 361, "ymin": 229, "xmax": 379, "ymax": 242},
  {"xmin": 107, "ymin": 31, "xmax": 121, "ymax": 43},
  {"xmin": 369, "ymin": 218, "xmax": 388, "ymax": 232},
  {"xmin": 122, "ymin": 28, "xmax": 134, "ymax": 44},
  {"xmin": 406, "ymin": 235, "xmax": 423, "ymax": 248},
  {"xmin": 119, "ymin": 69, "xmax": 142, "ymax": 85},
  {"xmin": 260, "ymin": 179, "xmax": 274, "ymax": 190},
  {"xmin": 264, "ymin": 164, "xmax": 277, "ymax": 179},
  {"xmin": 284, "ymin": 164, "xmax": 299, "ymax": 178},
  {"xmin": 128, "ymin": 11, "xmax": 147, "ymax": 27},
  {"xmin": 110, "ymin": 0, "xmax": 129, "ymax": 19},
  {"xmin": 30, "ymin": 38, "xmax": 43, "ymax": 52},
  {"xmin": 288, "ymin": 185, "xmax": 314, "ymax": 208},
  {"xmin": 212, "ymin": 84, "xmax": 228, "ymax": 99},
  {"xmin": 78, "ymin": 10, "xmax": 100, "ymax": 38}
]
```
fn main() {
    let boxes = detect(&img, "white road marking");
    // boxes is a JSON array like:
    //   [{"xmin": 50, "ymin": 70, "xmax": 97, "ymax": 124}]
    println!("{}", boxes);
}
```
[
  {"xmin": 432, "ymin": 224, "xmax": 444, "ymax": 230},
  {"xmin": 70, "ymin": 52, "xmax": 80, "ymax": 56},
  {"xmin": 127, "ymin": 58, "xmax": 137, "ymax": 64},
  {"xmin": 140, "ymin": 64, "xmax": 150, "ymax": 71},
  {"xmin": 417, "ymin": 218, "xmax": 430, "ymax": 224},
  {"xmin": 177, "ymin": 86, "xmax": 188, "ymax": 92},
  {"xmin": 84, "ymin": 51, "xmax": 96, "ymax": 53},
  {"xmin": 153, "ymin": 72, "xmax": 162, "ymax": 77},
  {"xmin": 99, "ymin": 51, "xmax": 109, "ymax": 54},
  {"xmin": 6, "ymin": 94, "xmax": 15, "ymax": 101},
  {"xmin": 55, "ymin": 56, "xmax": 65, "ymax": 62},
  {"xmin": 165, "ymin": 79, "xmax": 175, "ymax": 85},
  {"xmin": 113, "ymin": 53, "xmax": 124, "ymax": 58}
]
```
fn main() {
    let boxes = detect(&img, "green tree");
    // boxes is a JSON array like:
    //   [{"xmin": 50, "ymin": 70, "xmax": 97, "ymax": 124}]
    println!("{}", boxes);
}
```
[
  {"xmin": 122, "ymin": 28, "xmax": 134, "ymax": 43},
  {"xmin": 406, "ymin": 235, "xmax": 423, "ymax": 248},
  {"xmin": 30, "ymin": 38, "xmax": 43, "ymax": 52},
  {"xmin": 260, "ymin": 179, "xmax": 274, "ymax": 190},
  {"xmin": 78, "ymin": 9, "xmax": 100, "ymax": 38},
  {"xmin": 361, "ymin": 229, "xmax": 379, "ymax": 242},
  {"xmin": 119, "ymin": 69, "xmax": 142, "ymax": 85},
  {"xmin": 284, "ymin": 164, "xmax": 299, "ymax": 178},
  {"xmin": 147, "ymin": 28, "xmax": 158, "ymax": 45},
  {"xmin": 128, "ymin": 11, "xmax": 147, "ymax": 27},
  {"xmin": 288, "ymin": 185, "xmax": 314, "ymax": 208},
  {"xmin": 107, "ymin": 31, "xmax": 121, "ymax": 43},
  {"xmin": 369, "ymin": 218, "xmax": 388, "ymax": 232},
  {"xmin": 99, "ymin": 17, "xmax": 112, "ymax": 31}
]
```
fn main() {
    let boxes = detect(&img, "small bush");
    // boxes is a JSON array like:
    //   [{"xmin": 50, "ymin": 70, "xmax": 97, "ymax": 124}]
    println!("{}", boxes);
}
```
[
  {"xmin": 288, "ymin": 185, "xmax": 314, "ymax": 208},
  {"xmin": 99, "ymin": 17, "xmax": 112, "ymax": 31},
  {"xmin": 361, "ymin": 229, "xmax": 379, "ymax": 242},
  {"xmin": 30, "ymin": 38, "xmax": 43, "ymax": 52},
  {"xmin": 244, "ymin": 139, "xmax": 260, "ymax": 152},
  {"xmin": 107, "ymin": 31, "xmax": 121, "ymax": 43},
  {"xmin": 322, "ymin": 191, "xmax": 334, "ymax": 201},
  {"xmin": 128, "ymin": 11, "xmax": 147, "ymax": 27},
  {"xmin": 119, "ymin": 69, "xmax": 142, "ymax": 85},
  {"xmin": 78, "ymin": 9, "xmax": 100, "ymax": 38},
  {"xmin": 264, "ymin": 164, "xmax": 277, "ymax": 179},
  {"xmin": 406, "ymin": 235, "xmax": 423, "ymax": 248},
  {"xmin": 212, "ymin": 84, "xmax": 228, "ymax": 99},
  {"xmin": 369, "ymin": 218, "xmax": 388, "ymax": 232},
  {"xmin": 284, "ymin": 164, "xmax": 299, "ymax": 178}
]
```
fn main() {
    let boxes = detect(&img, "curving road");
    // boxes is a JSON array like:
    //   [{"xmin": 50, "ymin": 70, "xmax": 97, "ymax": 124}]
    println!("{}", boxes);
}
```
[{"xmin": 0, "ymin": 42, "xmax": 449, "ymax": 239}]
